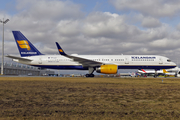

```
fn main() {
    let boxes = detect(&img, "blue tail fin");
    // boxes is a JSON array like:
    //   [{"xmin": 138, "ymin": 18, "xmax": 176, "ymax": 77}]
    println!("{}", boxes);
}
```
[{"xmin": 12, "ymin": 31, "xmax": 43, "ymax": 57}]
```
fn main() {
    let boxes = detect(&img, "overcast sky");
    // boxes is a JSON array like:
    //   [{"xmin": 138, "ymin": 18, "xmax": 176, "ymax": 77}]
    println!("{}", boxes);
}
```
[{"xmin": 1, "ymin": 0, "xmax": 180, "ymax": 70}]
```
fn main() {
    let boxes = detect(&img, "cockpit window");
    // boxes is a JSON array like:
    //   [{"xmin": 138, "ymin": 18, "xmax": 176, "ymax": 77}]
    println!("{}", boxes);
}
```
[{"xmin": 167, "ymin": 59, "xmax": 171, "ymax": 62}]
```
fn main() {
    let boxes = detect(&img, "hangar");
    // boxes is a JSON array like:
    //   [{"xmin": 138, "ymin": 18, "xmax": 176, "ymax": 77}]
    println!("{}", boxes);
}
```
[{"xmin": 0, "ymin": 62, "xmax": 54, "ymax": 76}]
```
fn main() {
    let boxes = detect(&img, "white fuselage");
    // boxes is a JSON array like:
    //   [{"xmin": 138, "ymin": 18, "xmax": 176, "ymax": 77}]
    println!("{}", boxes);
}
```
[{"xmin": 13, "ymin": 54, "xmax": 176, "ymax": 70}]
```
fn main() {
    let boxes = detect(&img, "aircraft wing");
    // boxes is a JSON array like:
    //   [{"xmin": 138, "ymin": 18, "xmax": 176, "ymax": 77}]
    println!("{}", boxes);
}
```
[
  {"xmin": 67, "ymin": 55, "xmax": 102, "ymax": 67},
  {"xmin": 6, "ymin": 55, "xmax": 32, "ymax": 62},
  {"xmin": 55, "ymin": 42, "xmax": 103, "ymax": 67}
]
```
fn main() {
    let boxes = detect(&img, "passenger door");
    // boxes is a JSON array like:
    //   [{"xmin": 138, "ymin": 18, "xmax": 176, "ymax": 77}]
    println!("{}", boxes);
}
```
[
  {"xmin": 159, "ymin": 58, "xmax": 163, "ymax": 64},
  {"xmin": 39, "ymin": 58, "xmax": 42, "ymax": 64},
  {"xmin": 125, "ymin": 57, "xmax": 129, "ymax": 64}
]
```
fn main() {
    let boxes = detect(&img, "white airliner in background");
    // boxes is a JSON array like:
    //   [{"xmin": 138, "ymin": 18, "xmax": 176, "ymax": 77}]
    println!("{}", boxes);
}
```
[
  {"xmin": 6, "ymin": 31, "xmax": 176, "ymax": 77},
  {"xmin": 138, "ymin": 69, "xmax": 164, "ymax": 75},
  {"xmin": 138, "ymin": 68, "xmax": 179, "ymax": 77}
]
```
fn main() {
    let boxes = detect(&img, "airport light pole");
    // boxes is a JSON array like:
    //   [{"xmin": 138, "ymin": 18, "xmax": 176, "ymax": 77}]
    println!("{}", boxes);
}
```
[{"xmin": 0, "ymin": 18, "xmax": 9, "ymax": 75}]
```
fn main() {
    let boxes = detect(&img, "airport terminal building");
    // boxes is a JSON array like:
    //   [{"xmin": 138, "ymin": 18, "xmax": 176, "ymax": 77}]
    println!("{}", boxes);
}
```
[{"xmin": 0, "ymin": 62, "xmax": 55, "ymax": 76}]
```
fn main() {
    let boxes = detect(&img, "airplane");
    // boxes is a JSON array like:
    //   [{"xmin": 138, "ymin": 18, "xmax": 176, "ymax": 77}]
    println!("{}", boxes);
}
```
[
  {"xmin": 6, "ymin": 31, "xmax": 176, "ymax": 77},
  {"xmin": 162, "ymin": 69, "xmax": 178, "ymax": 77},
  {"xmin": 138, "ymin": 69, "xmax": 164, "ymax": 74},
  {"xmin": 164, "ymin": 66, "xmax": 180, "ymax": 72},
  {"xmin": 138, "ymin": 69, "xmax": 178, "ymax": 77}
]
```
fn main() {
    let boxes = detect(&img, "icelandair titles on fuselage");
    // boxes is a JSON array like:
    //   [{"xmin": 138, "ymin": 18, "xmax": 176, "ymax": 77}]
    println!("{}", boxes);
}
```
[
  {"xmin": 131, "ymin": 56, "xmax": 156, "ymax": 59},
  {"xmin": 21, "ymin": 52, "xmax": 37, "ymax": 54}
]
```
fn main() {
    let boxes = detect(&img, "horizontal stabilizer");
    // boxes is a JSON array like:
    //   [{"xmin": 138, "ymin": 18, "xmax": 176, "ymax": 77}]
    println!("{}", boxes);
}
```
[{"xmin": 6, "ymin": 55, "xmax": 32, "ymax": 61}]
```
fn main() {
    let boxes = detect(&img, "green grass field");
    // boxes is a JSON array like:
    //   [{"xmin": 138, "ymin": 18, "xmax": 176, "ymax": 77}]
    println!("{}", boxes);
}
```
[{"xmin": 0, "ymin": 77, "xmax": 180, "ymax": 119}]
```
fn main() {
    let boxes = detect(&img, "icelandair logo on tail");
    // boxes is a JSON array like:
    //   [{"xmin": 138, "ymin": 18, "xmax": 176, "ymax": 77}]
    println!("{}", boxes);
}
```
[
  {"xmin": 59, "ymin": 49, "xmax": 63, "ymax": 52},
  {"xmin": 17, "ymin": 40, "xmax": 37, "ymax": 55},
  {"xmin": 17, "ymin": 40, "xmax": 31, "ymax": 50}
]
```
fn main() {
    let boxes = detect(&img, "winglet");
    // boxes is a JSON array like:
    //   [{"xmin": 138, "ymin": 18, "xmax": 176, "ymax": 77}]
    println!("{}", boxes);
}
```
[{"xmin": 55, "ymin": 42, "xmax": 67, "ymax": 56}]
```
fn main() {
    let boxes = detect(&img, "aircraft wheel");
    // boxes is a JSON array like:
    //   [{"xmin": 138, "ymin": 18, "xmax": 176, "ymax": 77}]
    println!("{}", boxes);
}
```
[
  {"xmin": 85, "ymin": 74, "xmax": 89, "ymax": 77},
  {"xmin": 90, "ymin": 74, "xmax": 94, "ymax": 77},
  {"xmin": 85, "ymin": 74, "xmax": 94, "ymax": 77}
]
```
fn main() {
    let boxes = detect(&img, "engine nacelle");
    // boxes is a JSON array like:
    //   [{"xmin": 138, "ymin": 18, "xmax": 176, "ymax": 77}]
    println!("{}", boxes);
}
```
[{"xmin": 96, "ymin": 65, "xmax": 118, "ymax": 74}]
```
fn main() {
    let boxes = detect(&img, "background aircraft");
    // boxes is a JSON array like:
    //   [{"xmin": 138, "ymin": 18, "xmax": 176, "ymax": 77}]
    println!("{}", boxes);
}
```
[
  {"xmin": 138, "ymin": 68, "xmax": 179, "ymax": 77},
  {"xmin": 6, "ymin": 31, "xmax": 176, "ymax": 77}
]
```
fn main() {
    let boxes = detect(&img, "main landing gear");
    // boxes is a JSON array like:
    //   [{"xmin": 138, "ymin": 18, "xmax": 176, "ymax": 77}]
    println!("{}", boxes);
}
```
[
  {"xmin": 85, "ymin": 74, "xmax": 95, "ymax": 77},
  {"xmin": 85, "ymin": 67, "xmax": 95, "ymax": 78}
]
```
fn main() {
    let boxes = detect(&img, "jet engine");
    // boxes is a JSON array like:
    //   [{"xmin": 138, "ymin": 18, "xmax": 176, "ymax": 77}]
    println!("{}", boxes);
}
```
[{"xmin": 96, "ymin": 65, "xmax": 118, "ymax": 74}]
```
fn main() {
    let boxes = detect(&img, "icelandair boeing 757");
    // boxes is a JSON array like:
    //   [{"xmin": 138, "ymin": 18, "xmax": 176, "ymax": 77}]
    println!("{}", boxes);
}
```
[{"xmin": 6, "ymin": 31, "xmax": 176, "ymax": 77}]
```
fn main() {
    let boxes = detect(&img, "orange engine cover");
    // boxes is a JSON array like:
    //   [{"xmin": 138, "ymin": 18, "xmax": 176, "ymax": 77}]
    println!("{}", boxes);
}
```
[{"xmin": 96, "ymin": 65, "xmax": 118, "ymax": 74}]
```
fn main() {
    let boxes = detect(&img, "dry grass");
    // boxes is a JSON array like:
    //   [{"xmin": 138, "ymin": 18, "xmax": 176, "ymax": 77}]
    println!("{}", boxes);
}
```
[{"xmin": 0, "ymin": 77, "xmax": 180, "ymax": 119}]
